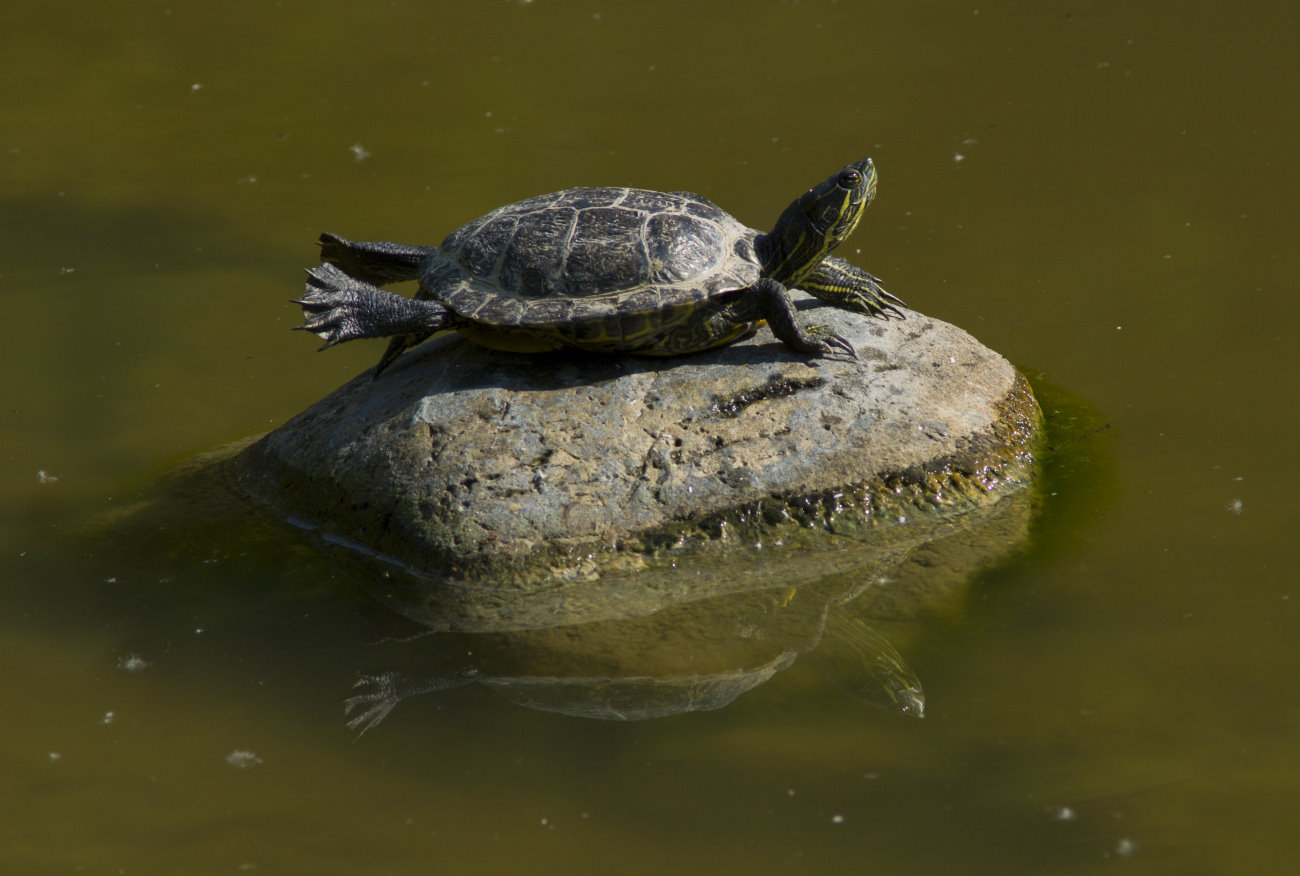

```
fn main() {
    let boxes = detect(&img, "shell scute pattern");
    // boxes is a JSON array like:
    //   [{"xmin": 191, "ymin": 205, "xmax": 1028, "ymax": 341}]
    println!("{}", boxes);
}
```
[
  {"xmin": 498, "ymin": 207, "xmax": 574, "ymax": 298},
  {"xmin": 681, "ymin": 196, "xmax": 729, "ymax": 221},
  {"xmin": 553, "ymin": 187, "xmax": 624, "ymax": 210},
  {"xmin": 448, "ymin": 213, "xmax": 515, "ymax": 281},
  {"xmin": 562, "ymin": 206, "xmax": 648, "ymax": 293},
  {"xmin": 443, "ymin": 280, "xmax": 495, "ymax": 321},
  {"xmin": 446, "ymin": 187, "xmax": 752, "ymax": 298},
  {"xmin": 622, "ymin": 189, "xmax": 693, "ymax": 215},
  {"xmin": 511, "ymin": 296, "xmax": 574, "ymax": 327},
  {"xmin": 645, "ymin": 212, "xmax": 727, "ymax": 284},
  {"xmin": 617, "ymin": 288, "xmax": 668, "ymax": 318},
  {"xmin": 422, "ymin": 185, "xmax": 772, "ymax": 340}
]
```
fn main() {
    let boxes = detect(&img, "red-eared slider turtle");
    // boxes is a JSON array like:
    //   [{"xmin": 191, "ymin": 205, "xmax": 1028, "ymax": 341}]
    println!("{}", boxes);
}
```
[{"xmin": 296, "ymin": 158, "xmax": 904, "ymax": 375}]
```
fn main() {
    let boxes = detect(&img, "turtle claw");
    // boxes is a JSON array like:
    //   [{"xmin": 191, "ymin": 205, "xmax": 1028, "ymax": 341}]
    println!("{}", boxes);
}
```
[
  {"xmin": 291, "ymin": 309, "xmax": 346, "ymax": 351},
  {"xmin": 293, "ymin": 264, "xmax": 361, "ymax": 347},
  {"xmin": 825, "ymin": 333, "xmax": 858, "ymax": 360},
  {"xmin": 856, "ymin": 290, "xmax": 907, "ymax": 322},
  {"xmin": 804, "ymin": 323, "xmax": 858, "ymax": 360},
  {"xmin": 294, "ymin": 264, "xmax": 432, "ymax": 350},
  {"xmin": 871, "ymin": 288, "xmax": 909, "ymax": 321}
]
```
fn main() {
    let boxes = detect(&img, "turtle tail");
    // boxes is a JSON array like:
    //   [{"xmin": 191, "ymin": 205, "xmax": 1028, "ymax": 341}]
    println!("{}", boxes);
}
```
[{"xmin": 373, "ymin": 331, "xmax": 434, "ymax": 379}]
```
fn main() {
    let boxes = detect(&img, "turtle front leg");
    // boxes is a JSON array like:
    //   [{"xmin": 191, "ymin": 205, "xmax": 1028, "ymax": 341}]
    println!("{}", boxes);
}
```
[
  {"xmin": 803, "ymin": 256, "xmax": 907, "ymax": 320},
  {"xmin": 751, "ymin": 278, "xmax": 857, "ymax": 359},
  {"xmin": 294, "ymin": 263, "xmax": 452, "ymax": 349}
]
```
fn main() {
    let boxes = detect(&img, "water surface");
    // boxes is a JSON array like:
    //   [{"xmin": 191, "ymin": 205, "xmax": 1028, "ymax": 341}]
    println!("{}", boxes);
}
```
[{"xmin": 4, "ymin": 2, "xmax": 1297, "ymax": 873}]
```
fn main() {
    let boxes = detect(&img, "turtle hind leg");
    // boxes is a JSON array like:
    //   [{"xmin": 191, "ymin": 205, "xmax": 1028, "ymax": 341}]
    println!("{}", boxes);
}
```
[
  {"xmin": 318, "ymin": 233, "xmax": 435, "ymax": 285},
  {"xmin": 294, "ymin": 263, "xmax": 452, "ymax": 370}
]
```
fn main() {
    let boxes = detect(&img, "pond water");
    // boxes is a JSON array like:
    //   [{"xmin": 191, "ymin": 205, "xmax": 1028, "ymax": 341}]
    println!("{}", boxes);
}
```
[{"xmin": 4, "ymin": 1, "xmax": 1297, "ymax": 873}]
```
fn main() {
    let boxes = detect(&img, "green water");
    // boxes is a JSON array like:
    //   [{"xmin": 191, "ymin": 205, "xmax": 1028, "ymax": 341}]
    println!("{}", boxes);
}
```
[{"xmin": 4, "ymin": 1, "xmax": 1297, "ymax": 873}]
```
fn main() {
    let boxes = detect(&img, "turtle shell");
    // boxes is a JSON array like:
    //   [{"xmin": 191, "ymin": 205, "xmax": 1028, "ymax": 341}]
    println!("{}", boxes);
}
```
[{"xmin": 424, "ymin": 188, "xmax": 762, "ymax": 339}]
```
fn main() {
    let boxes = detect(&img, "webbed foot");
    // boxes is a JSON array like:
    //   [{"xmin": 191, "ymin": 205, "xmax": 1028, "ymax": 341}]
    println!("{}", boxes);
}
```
[
  {"xmin": 293, "ymin": 263, "xmax": 451, "ymax": 350},
  {"xmin": 343, "ymin": 669, "xmax": 479, "ymax": 737},
  {"xmin": 294, "ymin": 264, "xmax": 380, "ymax": 348},
  {"xmin": 343, "ymin": 673, "xmax": 403, "ymax": 737}
]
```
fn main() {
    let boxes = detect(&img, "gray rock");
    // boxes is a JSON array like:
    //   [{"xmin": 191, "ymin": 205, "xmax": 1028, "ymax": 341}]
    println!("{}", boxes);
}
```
[{"xmin": 233, "ymin": 298, "xmax": 1040, "ymax": 592}]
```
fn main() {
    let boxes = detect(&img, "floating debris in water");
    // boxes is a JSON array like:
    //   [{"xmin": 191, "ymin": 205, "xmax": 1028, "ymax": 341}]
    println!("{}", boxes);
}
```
[
  {"xmin": 117, "ymin": 654, "xmax": 150, "ymax": 672},
  {"xmin": 225, "ymin": 750, "xmax": 263, "ymax": 769}
]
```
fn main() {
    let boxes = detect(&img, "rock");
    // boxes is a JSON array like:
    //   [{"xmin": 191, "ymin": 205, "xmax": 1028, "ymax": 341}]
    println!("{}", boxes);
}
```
[{"xmin": 233, "ymin": 298, "xmax": 1041, "ymax": 592}]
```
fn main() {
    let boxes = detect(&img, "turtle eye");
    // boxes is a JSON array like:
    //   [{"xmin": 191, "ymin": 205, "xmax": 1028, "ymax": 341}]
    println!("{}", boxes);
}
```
[{"xmin": 838, "ymin": 170, "xmax": 862, "ymax": 188}]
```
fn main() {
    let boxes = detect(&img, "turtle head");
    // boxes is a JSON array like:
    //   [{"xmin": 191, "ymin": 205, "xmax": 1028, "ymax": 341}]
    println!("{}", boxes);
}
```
[{"xmin": 760, "ymin": 158, "xmax": 877, "ymax": 286}]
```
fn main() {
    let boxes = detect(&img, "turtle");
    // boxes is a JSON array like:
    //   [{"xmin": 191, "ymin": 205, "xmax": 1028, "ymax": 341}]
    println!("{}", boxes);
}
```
[{"xmin": 295, "ymin": 157, "xmax": 905, "ymax": 376}]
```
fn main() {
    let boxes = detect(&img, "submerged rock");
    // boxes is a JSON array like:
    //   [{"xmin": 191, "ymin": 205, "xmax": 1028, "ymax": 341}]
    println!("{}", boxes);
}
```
[{"xmin": 233, "ymin": 300, "xmax": 1040, "ymax": 589}]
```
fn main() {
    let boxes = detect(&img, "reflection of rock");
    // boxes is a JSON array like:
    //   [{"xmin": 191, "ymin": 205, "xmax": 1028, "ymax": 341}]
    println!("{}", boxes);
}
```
[
  {"xmin": 234, "ymin": 307, "xmax": 1039, "ymax": 588},
  {"xmin": 338, "ymin": 486, "xmax": 1034, "ymax": 728}
]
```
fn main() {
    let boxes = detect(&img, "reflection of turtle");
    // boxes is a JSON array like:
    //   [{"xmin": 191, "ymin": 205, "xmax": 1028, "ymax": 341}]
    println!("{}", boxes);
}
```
[
  {"xmin": 344, "ymin": 651, "xmax": 802, "ymax": 728},
  {"xmin": 296, "ymin": 158, "xmax": 904, "ymax": 375},
  {"xmin": 342, "ymin": 587, "xmax": 922, "ymax": 733}
]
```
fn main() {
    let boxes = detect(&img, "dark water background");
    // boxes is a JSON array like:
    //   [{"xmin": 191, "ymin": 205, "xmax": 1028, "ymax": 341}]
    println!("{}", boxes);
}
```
[{"xmin": 4, "ymin": 2, "xmax": 1297, "ymax": 873}]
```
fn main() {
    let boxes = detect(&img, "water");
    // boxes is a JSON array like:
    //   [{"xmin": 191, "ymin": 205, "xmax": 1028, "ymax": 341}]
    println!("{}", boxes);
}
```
[{"xmin": 4, "ymin": 1, "xmax": 1297, "ymax": 872}]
